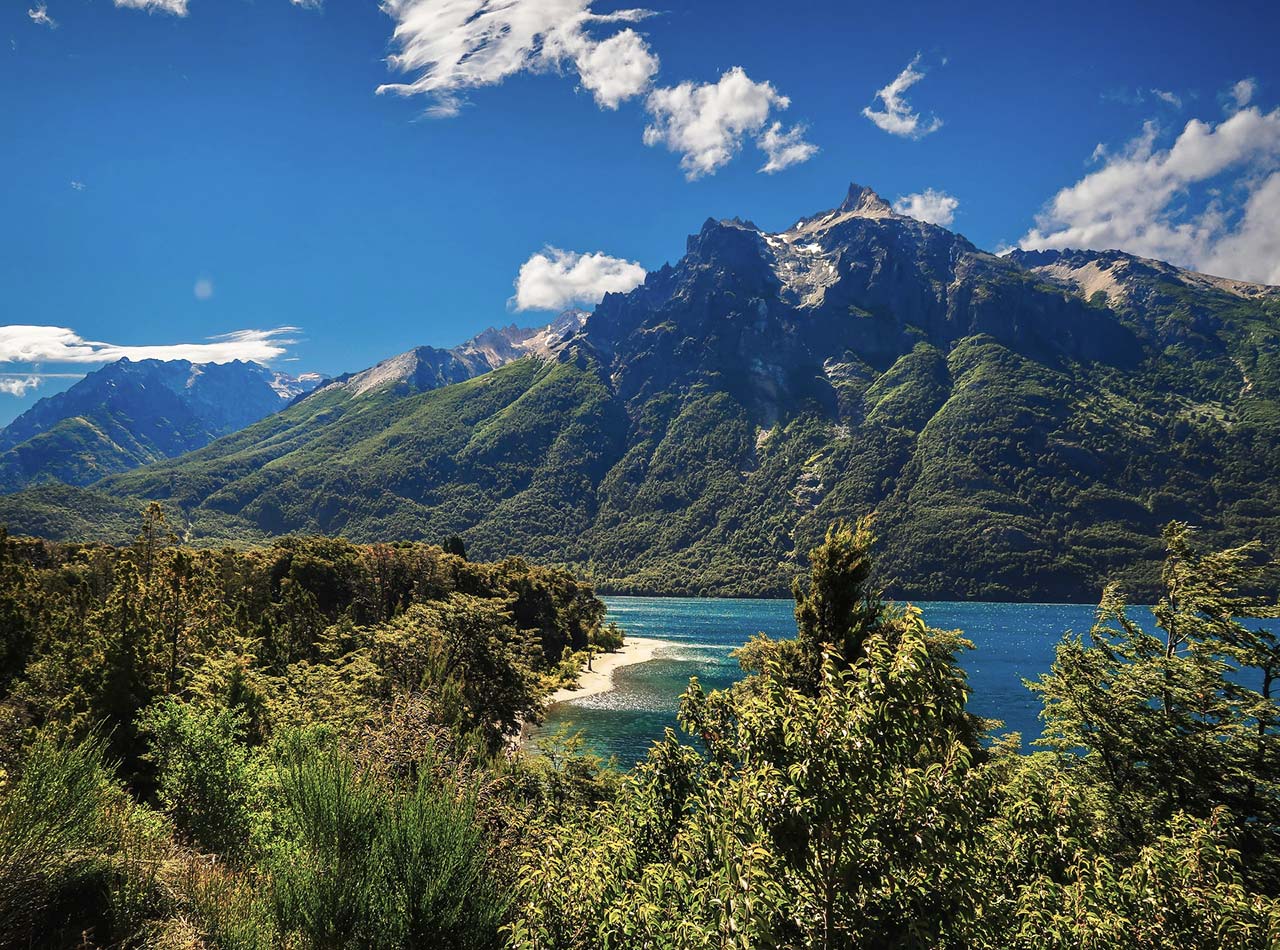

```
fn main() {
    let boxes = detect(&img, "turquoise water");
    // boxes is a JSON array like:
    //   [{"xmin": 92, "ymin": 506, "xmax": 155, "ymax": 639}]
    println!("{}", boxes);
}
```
[{"xmin": 532, "ymin": 596, "xmax": 1101, "ymax": 765}]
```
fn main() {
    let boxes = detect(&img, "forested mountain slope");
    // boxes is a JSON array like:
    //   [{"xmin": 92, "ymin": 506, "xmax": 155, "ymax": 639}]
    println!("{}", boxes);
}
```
[
  {"xmin": 0, "ymin": 359, "xmax": 322, "ymax": 491},
  {"xmin": 3, "ymin": 185, "xmax": 1278, "ymax": 601}
]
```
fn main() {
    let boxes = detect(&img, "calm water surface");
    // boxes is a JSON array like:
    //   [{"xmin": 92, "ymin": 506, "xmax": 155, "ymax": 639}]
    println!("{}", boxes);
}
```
[{"xmin": 531, "ymin": 597, "xmax": 1101, "ymax": 765}]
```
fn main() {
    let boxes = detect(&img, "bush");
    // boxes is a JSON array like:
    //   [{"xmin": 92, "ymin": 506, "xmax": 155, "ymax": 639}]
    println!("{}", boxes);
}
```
[
  {"xmin": 0, "ymin": 730, "xmax": 112, "ymax": 944},
  {"xmin": 0, "ymin": 730, "xmax": 168, "ymax": 948},
  {"xmin": 139, "ymin": 698, "xmax": 260, "ymax": 857},
  {"xmin": 268, "ymin": 734, "xmax": 507, "ymax": 949}
]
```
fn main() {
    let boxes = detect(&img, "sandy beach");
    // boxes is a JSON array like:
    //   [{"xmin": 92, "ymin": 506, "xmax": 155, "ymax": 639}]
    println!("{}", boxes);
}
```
[{"xmin": 548, "ymin": 636, "xmax": 672, "ymax": 705}]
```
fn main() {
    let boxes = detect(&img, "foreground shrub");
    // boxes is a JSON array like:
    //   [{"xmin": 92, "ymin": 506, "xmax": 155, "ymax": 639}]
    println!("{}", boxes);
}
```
[
  {"xmin": 269, "ymin": 734, "xmax": 507, "ymax": 949},
  {"xmin": 140, "ymin": 698, "xmax": 261, "ymax": 858},
  {"xmin": 0, "ymin": 730, "xmax": 168, "ymax": 947}
]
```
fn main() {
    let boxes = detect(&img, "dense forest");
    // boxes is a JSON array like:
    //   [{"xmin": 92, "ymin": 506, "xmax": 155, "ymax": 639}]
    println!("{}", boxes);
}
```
[{"xmin": 1, "ymin": 508, "xmax": 1278, "ymax": 947}]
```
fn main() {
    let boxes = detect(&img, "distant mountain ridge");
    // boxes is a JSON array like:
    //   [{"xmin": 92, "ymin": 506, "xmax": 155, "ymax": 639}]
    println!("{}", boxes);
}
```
[
  {"xmin": 3, "ymin": 184, "xmax": 1278, "ymax": 601},
  {"xmin": 0, "ymin": 311, "xmax": 587, "ymax": 493},
  {"xmin": 0, "ymin": 359, "xmax": 324, "ymax": 491},
  {"xmin": 313, "ymin": 310, "xmax": 588, "ymax": 398}
]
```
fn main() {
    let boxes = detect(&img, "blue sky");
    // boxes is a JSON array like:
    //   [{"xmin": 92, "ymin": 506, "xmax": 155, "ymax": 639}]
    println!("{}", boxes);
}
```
[{"xmin": 2, "ymin": 0, "xmax": 1279, "ymax": 424}]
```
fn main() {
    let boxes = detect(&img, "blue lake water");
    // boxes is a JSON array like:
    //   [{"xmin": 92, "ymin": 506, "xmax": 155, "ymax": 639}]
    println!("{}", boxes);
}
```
[{"xmin": 532, "ymin": 596, "xmax": 1102, "ymax": 765}]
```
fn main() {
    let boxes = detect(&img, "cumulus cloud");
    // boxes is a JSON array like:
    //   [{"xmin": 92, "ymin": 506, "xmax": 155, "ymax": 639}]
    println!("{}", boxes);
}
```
[
  {"xmin": 862, "ymin": 54, "xmax": 942, "ymax": 139},
  {"xmin": 643, "ymin": 68, "xmax": 813, "ymax": 180},
  {"xmin": 376, "ymin": 0, "xmax": 658, "ymax": 116},
  {"xmin": 893, "ymin": 188, "xmax": 959, "ymax": 226},
  {"xmin": 28, "ymin": 4, "xmax": 57, "ymax": 28},
  {"xmin": 0, "ymin": 326, "xmax": 299, "ymax": 365},
  {"xmin": 0, "ymin": 376, "xmax": 43, "ymax": 397},
  {"xmin": 114, "ymin": 0, "xmax": 189, "ymax": 13},
  {"xmin": 513, "ymin": 248, "xmax": 645, "ymax": 311},
  {"xmin": 758, "ymin": 121, "xmax": 818, "ymax": 174},
  {"xmin": 1020, "ymin": 90, "xmax": 1280, "ymax": 285},
  {"xmin": 572, "ymin": 28, "xmax": 659, "ymax": 109}
]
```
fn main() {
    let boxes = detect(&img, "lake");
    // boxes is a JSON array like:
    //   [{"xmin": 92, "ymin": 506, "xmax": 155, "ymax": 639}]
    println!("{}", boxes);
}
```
[{"xmin": 531, "ymin": 596, "xmax": 1103, "ymax": 765}]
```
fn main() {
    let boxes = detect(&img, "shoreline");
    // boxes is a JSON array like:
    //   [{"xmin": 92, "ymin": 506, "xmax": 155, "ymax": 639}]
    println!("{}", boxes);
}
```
[{"xmin": 547, "ymin": 636, "xmax": 672, "ymax": 706}]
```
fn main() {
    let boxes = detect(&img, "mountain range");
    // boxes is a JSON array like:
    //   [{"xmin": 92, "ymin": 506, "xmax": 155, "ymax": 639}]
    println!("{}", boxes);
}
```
[
  {"xmin": 0, "ymin": 313, "xmax": 589, "ymax": 494},
  {"xmin": 2, "ymin": 184, "xmax": 1277, "ymax": 601},
  {"xmin": 0, "ymin": 360, "xmax": 324, "ymax": 491}
]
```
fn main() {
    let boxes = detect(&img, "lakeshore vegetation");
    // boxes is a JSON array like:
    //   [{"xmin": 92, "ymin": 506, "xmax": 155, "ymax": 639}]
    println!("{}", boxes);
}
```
[{"xmin": 0, "ymin": 507, "xmax": 1278, "ymax": 947}]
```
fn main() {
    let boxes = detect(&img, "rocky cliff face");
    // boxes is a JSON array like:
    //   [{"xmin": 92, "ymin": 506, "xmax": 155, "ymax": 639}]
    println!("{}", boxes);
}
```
[{"xmin": 584, "ymin": 184, "xmax": 1140, "ymax": 418}]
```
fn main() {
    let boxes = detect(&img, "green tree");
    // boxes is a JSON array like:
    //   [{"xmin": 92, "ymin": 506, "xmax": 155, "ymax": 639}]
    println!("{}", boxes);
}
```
[
  {"xmin": 1031, "ymin": 522, "xmax": 1280, "ymax": 886},
  {"xmin": 511, "ymin": 522, "xmax": 990, "ymax": 949}
]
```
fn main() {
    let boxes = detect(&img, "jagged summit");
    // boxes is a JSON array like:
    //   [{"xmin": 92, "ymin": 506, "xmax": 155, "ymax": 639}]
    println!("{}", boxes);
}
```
[
  {"xmin": 780, "ymin": 182, "xmax": 901, "ymax": 240},
  {"xmin": 837, "ymin": 183, "xmax": 894, "ymax": 217}
]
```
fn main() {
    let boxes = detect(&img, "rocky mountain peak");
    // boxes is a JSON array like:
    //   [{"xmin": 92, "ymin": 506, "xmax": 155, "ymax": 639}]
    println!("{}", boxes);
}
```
[{"xmin": 837, "ymin": 183, "xmax": 893, "ymax": 217}]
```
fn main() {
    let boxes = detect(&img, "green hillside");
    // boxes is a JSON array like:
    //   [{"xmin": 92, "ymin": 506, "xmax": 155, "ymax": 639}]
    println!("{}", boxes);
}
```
[{"xmin": 3, "ymin": 187, "xmax": 1278, "ymax": 602}]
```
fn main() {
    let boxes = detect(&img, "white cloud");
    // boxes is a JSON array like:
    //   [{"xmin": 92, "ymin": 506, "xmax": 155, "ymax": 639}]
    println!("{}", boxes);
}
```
[
  {"xmin": 758, "ymin": 121, "xmax": 818, "ymax": 174},
  {"xmin": 513, "ymin": 248, "xmax": 645, "ymax": 311},
  {"xmin": 1198, "ymin": 171, "xmax": 1280, "ymax": 285},
  {"xmin": 69, "ymin": 180, "xmax": 85, "ymax": 192},
  {"xmin": 1230, "ymin": 78, "xmax": 1257, "ymax": 111},
  {"xmin": 0, "ymin": 326, "xmax": 299, "ymax": 365},
  {"xmin": 194, "ymin": 278, "xmax": 214, "ymax": 301},
  {"xmin": 376, "ymin": 0, "xmax": 658, "ymax": 116},
  {"xmin": 572, "ymin": 28, "xmax": 658, "ymax": 109},
  {"xmin": 893, "ymin": 188, "xmax": 959, "ymax": 226},
  {"xmin": 862, "ymin": 54, "xmax": 942, "ymax": 140},
  {"xmin": 1151, "ymin": 88, "xmax": 1182, "ymax": 109},
  {"xmin": 1020, "ymin": 93, "xmax": 1280, "ymax": 285},
  {"xmin": 375, "ymin": 1, "xmax": 813, "ymax": 177},
  {"xmin": 0, "ymin": 376, "xmax": 42, "ymax": 397},
  {"xmin": 28, "ymin": 4, "xmax": 57, "ymax": 28},
  {"xmin": 114, "ymin": 0, "xmax": 189, "ymax": 13},
  {"xmin": 643, "ymin": 67, "xmax": 812, "ymax": 180}
]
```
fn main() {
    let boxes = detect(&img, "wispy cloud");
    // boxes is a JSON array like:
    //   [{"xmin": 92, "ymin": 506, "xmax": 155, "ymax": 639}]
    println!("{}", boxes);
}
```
[
  {"xmin": 863, "ymin": 54, "xmax": 942, "ymax": 140},
  {"xmin": 0, "ymin": 376, "xmax": 43, "ymax": 397},
  {"xmin": 193, "ymin": 278, "xmax": 214, "ymax": 301},
  {"xmin": 0, "ymin": 326, "xmax": 299, "ymax": 365},
  {"xmin": 513, "ymin": 248, "xmax": 645, "ymax": 311},
  {"xmin": 0, "ymin": 372, "xmax": 88, "ymax": 397},
  {"xmin": 376, "ymin": 0, "xmax": 813, "ymax": 178},
  {"xmin": 1226, "ymin": 77, "xmax": 1257, "ymax": 113},
  {"xmin": 643, "ymin": 68, "xmax": 813, "ymax": 179},
  {"xmin": 1151, "ymin": 88, "xmax": 1182, "ymax": 109},
  {"xmin": 69, "ymin": 179, "xmax": 85, "ymax": 191},
  {"xmin": 758, "ymin": 121, "xmax": 818, "ymax": 174},
  {"xmin": 893, "ymin": 188, "xmax": 958, "ymax": 226},
  {"xmin": 1020, "ymin": 82, "xmax": 1280, "ymax": 285},
  {"xmin": 376, "ymin": 0, "xmax": 658, "ymax": 116},
  {"xmin": 27, "ymin": 4, "xmax": 57, "ymax": 28},
  {"xmin": 113, "ymin": 0, "xmax": 189, "ymax": 14}
]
